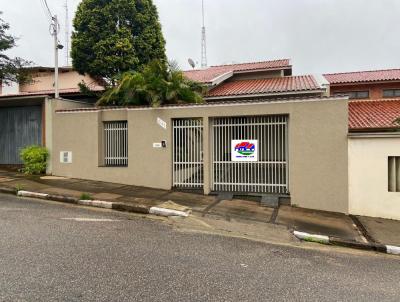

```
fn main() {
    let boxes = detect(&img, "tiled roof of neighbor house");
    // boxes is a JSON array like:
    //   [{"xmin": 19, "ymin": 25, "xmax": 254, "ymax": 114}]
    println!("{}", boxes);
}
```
[
  {"xmin": 0, "ymin": 87, "xmax": 104, "ymax": 99},
  {"xmin": 324, "ymin": 69, "xmax": 400, "ymax": 84},
  {"xmin": 184, "ymin": 59, "xmax": 291, "ymax": 84},
  {"xmin": 206, "ymin": 75, "xmax": 321, "ymax": 98},
  {"xmin": 349, "ymin": 99, "xmax": 400, "ymax": 130}
]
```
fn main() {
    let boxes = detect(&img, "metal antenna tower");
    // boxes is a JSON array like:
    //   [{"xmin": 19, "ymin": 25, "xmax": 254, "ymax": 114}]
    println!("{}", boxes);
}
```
[
  {"xmin": 201, "ymin": 0, "xmax": 207, "ymax": 68},
  {"xmin": 64, "ymin": 0, "xmax": 70, "ymax": 66}
]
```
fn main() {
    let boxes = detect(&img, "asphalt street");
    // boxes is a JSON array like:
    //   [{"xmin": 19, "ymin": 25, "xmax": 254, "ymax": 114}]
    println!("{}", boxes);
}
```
[{"xmin": 0, "ymin": 193, "xmax": 399, "ymax": 302}]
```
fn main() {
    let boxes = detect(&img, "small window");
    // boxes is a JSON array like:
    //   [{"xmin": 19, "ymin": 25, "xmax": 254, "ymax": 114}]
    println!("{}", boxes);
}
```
[
  {"xmin": 388, "ymin": 156, "xmax": 400, "ymax": 192},
  {"xmin": 334, "ymin": 91, "xmax": 369, "ymax": 99},
  {"xmin": 104, "ymin": 121, "xmax": 128, "ymax": 167},
  {"xmin": 383, "ymin": 89, "xmax": 400, "ymax": 98}
]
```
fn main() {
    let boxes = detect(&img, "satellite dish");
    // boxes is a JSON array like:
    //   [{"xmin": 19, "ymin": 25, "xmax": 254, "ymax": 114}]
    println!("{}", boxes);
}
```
[{"xmin": 188, "ymin": 58, "xmax": 196, "ymax": 69}]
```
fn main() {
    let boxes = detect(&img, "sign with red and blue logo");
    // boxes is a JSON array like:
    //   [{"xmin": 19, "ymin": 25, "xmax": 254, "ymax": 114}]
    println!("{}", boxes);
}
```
[{"xmin": 231, "ymin": 140, "xmax": 258, "ymax": 162}]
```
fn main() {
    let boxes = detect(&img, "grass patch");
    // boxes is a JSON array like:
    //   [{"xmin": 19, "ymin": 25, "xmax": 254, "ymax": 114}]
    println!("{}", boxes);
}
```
[
  {"xmin": 80, "ymin": 193, "xmax": 93, "ymax": 200},
  {"xmin": 14, "ymin": 184, "xmax": 24, "ymax": 193}
]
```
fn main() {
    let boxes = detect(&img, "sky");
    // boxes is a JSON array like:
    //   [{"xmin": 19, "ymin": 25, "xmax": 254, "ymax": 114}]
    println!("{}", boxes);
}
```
[{"xmin": 1, "ymin": 0, "xmax": 400, "ymax": 75}]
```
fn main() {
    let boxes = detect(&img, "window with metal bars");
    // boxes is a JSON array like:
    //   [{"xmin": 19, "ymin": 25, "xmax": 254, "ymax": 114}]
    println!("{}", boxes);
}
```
[
  {"xmin": 388, "ymin": 156, "xmax": 400, "ymax": 192},
  {"xmin": 103, "ymin": 121, "xmax": 128, "ymax": 167}
]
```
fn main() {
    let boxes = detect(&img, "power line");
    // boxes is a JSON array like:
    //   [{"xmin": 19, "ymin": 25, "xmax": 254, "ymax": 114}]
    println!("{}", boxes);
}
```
[
  {"xmin": 42, "ymin": 0, "xmax": 53, "ymax": 18},
  {"xmin": 39, "ymin": 0, "xmax": 52, "ymax": 22}
]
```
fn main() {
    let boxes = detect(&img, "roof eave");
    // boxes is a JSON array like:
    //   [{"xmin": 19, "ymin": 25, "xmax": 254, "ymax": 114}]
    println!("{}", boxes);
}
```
[
  {"xmin": 329, "ymin": 79, "xmax": 400, "ymax": 86},
  {"xmin": 205, "ymin": 89, "xmax": 326, "ymax": 101}
]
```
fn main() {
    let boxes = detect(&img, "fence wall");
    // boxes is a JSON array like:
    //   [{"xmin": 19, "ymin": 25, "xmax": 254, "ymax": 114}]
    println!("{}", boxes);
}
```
[{"xmin": 52, "ymin": 98, "xmax": 349, "ymax": 213}]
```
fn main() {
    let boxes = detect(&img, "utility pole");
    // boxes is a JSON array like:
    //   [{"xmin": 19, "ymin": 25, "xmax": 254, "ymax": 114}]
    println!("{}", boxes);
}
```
[
  {"xmin": 50, "ymin": 15, "xmax": 63, "ymax": 98},
  {"xmin": 201, "ymin": 0, "xmax": 207, "ymax": 69}
]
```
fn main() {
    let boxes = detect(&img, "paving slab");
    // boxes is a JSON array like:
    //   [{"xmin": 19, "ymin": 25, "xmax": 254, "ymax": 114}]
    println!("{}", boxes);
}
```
[
  {"xmin": 116, "ymin": 196, "xmax": 161, "ymax": 207},
  {"xmin": 93, "ymin": 192, "xmax": 123, "ymax": 201},
  {"xmin": 38, "ymin": 187, "xmax": 83, "ymax": 199},
  {"xmin": 357, "ymin": 216, "xmax": 400, "ymax": 246},
  {"xmin": 277, "ymin": 205, "xmax": 363, "ymax": 242},
  {"xmin": 160, "ymin": 191, "xmax": 216, "ymax": 212},
  {"xmin": 207, "ymin": 198, "xmax": 274, "ymax": 222},
  {"xmin": 113, "ymin": 186, "xmax": 171, "ymax": 199},
  {"xmin": 1, "ymin": 179, "xmax": 51, "ymax": 192},
  {"xmin": 0, "ymin": 177, "xmax": 15, "ymax": 183}
]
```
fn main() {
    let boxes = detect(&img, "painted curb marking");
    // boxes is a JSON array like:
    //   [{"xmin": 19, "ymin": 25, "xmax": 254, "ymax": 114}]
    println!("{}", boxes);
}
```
[
  {"xmin": 78, "ymin": 200, "xmax": 113, "ymax": 209},
  {"xmin": 12, "ymin": 189, "xmax": 189, "ymax": 218},
  {"xmin": 294, "ymin": 230, "xmax": 400, "ymax": 256},
  {"xmin": 386, "ymin": 245, "xmax": 400, "ymax": 255},
  {"xmin": 149, "ymin": 207, "xmax": 189, "ymax": 217},
  {"xmin": 17, "ymin": 191, "xmax": 49, "ymax": 198},
  {"xmin": 293, "ymin": 231, "xmax": 329, "ymax": 244}
]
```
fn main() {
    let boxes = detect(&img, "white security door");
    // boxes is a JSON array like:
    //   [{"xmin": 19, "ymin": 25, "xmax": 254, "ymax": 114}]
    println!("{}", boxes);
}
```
[
  {"xmin": 212, "ymin": 115, "xmax": 288, "ymax": 194},
  {"xmin": 172, "ymin": 119, "xmax": 203, "ymax": 189}
]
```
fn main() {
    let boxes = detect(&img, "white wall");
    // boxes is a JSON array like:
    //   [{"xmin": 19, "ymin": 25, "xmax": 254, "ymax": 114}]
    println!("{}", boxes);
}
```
[{"xmin": 349, "ymin": 135, "xmax": 400, "ymax": 220}]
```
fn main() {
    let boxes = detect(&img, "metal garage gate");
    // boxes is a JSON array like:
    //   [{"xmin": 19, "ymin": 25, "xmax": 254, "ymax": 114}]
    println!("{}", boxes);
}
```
[
  {"xmin": 212, "ymin": 115, "xmax": 288, "ymax": 194},
  {"xmin": 172, "ymin": 118, "xmax": 203, "ymax": 189},
  {"xmin": 0, "ymin": 106, "xmax": 42, "ymax": 164}
]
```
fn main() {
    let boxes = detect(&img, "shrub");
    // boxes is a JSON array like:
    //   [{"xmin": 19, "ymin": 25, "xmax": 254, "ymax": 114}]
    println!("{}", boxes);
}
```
[
  {"xmin": 20, "ymin": 145, "xmax": 49, "ymax": 175},
  {"xmin": 80, "ymin": 193, "xmax": 93, "ymax": 200}
]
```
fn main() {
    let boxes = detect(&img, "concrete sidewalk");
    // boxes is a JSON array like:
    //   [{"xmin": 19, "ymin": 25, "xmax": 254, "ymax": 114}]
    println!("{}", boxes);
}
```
[{"xmin": 1, "ymin": 169, "xmax": 398, "ymax": 248}]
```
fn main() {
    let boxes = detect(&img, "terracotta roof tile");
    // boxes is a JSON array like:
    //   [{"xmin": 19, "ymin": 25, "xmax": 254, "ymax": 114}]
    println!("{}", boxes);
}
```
[
  {"xmin": 324, "ymin": 69, "xmax": 400, "ymax": 84},
  {"xmin": 0, "ymin": 86, "xmax": 104, "ymax": 99},
  {"xmin": 206, "ymin": 75, "xmax": 321, "ymax": 98},
  {"xmin": 184, "ymin": 59, "xmax": 291, "ymax": 83},
  {"xmin": 349, "ymin": 99, "xmax": 400, "ymax": 130}
]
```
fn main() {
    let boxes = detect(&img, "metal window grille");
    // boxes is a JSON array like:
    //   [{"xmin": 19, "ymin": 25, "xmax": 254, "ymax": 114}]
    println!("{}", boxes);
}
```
[
  {"xmin": 388, "ymin": 156, "xmax": 400, "ymax": 192},
  {"xmin": 172, "ymin": 119, "xmax": 203, "ymax": 188},
  {"xmin": 212, "ymin": 115, "xmax": 288, "ymax": 194},
  {"xmin": 104, "ymin": 121, "xmax": 128, "ymax": 166}
]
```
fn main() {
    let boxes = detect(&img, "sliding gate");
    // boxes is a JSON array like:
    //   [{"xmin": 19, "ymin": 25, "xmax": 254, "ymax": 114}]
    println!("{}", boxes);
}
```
[
  {"xmin": 172, "ymin": 119, "xmax": 203, "ymax": 189},
  {"xmin": 212, "ymin": 115, "xmax": 288, "ymax": 194}
]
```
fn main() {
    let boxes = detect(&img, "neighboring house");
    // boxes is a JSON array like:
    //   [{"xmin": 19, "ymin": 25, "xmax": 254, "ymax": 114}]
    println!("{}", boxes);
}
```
[
  {"xmin": 0, "ymin": 67, "xmax": 101, "ymax": 166},
  {"xmin": 324, "ymin": 68, "xmax": 400, "ymax": 220},
  {"xmin": 348, "ymin": 99, "xmax": 400, "ymax": 220},
  {"xmin": 324, "ymin": 69, "xmax": 400, "ymax": 100},
  {"xmin": 184, "ymin": 59, "xmax": 329, "ymax": 101}
]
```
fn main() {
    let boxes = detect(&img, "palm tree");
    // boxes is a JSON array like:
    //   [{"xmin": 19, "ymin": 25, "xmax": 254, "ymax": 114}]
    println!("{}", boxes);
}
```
[{"xmin": 97, "ymin": 60, "xmax": 205, "ymax": 107}]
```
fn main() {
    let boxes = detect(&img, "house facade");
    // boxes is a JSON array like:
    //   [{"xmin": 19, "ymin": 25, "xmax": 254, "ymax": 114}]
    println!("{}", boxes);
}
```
[
  {"xmin": 2, "ymin": 59, "xmax": 400, "ymax": 220},
  {"xmin": 0, "ymin": 67, "xmax": 100, "ymax": 165},
  {"xmin": 324, "ymin": 69, "xmax": 400, "ymax": 220},
  {"xmin": 50, "ymin": 59, "xmax": 350, "ymax": 213}
]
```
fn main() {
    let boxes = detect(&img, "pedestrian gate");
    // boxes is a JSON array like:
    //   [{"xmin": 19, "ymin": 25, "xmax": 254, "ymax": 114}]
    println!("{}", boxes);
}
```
[
  {"xmin": 212, "ymin": 115, "xmax": 288, "ymax": 194},
  {"xmin": 172, "ymin": 119, "xmax": 203, "ymax": 189}
]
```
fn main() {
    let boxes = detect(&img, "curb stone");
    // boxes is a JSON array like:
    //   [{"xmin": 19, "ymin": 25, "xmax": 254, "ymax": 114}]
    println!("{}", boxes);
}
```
[
  {"xmin": 0, "ymin": 186, "xmax": 16, "ymax": 195},
  {"xmin": 293, "ymin": 230, "xmax": 400, "ymax": 256},
  {"xmin": 9, "ymin": 190, "xmax": 188, "ymax": 218},
  {"xmin": 112, "ymin": 202, "xmax": 150, "ymax": 214}
]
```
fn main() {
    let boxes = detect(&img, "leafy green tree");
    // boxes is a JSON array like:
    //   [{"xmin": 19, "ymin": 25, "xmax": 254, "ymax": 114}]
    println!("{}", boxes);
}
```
[
  {"xmin": 71, "ymin": 0, "xmax": 166, "ymax": 85},
  {"xmin": 97, "ymin": 60, "xmax": 205, "ymax": 107},
  {"xmin": 0, "ymin": 12, "xmax": 31, "ymax": 86}
]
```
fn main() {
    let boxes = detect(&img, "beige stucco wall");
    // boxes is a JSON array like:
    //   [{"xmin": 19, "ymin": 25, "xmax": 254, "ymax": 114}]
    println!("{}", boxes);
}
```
[
  {"xmin": 52, "ymin": 97, "xmax": 349, "ymax": 213},
  {"xmin": 349, "ymin": 135, "xmax": 400, "ymax": 220},
  {"xmin": 45, "ymin": 98, "xmax": 94, "ymax": 174},
  {"xmin": 20, "ymin": 70, "xmax": 98, "ymax": 93}
]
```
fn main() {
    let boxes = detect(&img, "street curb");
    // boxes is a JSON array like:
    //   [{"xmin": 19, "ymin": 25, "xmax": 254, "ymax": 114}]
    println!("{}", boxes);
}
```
[
  {"xmin": 293, "ymin": 230, "xmax": 400, "ymax": 256},
  {"xmin": 78, "ymin": 199, "xmax": 113, "ymax": 209},
  {"xmin": 0, "ymin": 186, "xmax": 16, "ymax": 195},
  {"xmin": 112, "ymin": 202, "xmax": 150, "ymax": 214},
  {"xmin": 10, "ymin": 190, "xmax": 189, "ymax": 218},
  {"xmin": 149, "ymin": 207, "xmax": 190, "ymax": 217}
]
